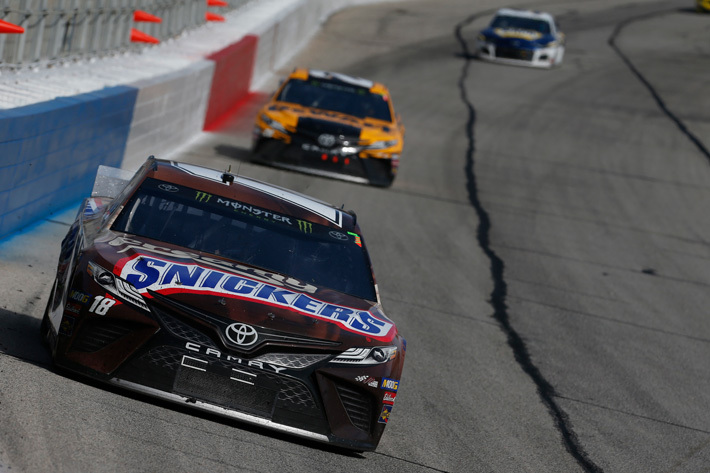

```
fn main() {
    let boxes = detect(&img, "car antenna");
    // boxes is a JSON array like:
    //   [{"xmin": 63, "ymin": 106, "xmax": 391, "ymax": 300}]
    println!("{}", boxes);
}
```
[
  {"xmin": 236, "ymin": 160, "xmax": 243, "ymax": 177},
  {"xmin": 222, "ymin": 165, "xmax": 235, "ymax": 184}
]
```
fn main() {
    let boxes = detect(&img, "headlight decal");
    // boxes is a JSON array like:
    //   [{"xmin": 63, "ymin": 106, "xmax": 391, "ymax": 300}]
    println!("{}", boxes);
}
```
[
  {"xmin": 88, "ymin": 261, "xmax": 148, "ymax": 311},
  {"xmin": 260, "ymin": 113, "xmax": 288, "ymax": 133},
  {"xmin": 364, "ymin": 140, "xmax": 398, "ymax": 150},
  {"xmin": 330, "ymin": 346, "xmax": 397, "ymax": 364}
]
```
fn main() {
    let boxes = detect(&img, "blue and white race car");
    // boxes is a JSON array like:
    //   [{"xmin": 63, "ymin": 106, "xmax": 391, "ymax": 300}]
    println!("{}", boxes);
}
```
[{"xmin": 475, "ymin": 8, "xmax": 565, "ymax": 68}]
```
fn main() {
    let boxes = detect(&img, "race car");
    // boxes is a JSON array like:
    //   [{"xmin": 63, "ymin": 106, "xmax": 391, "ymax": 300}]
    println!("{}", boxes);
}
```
[
  {"xmin": 698, "ymin": 0, "xmax": 710, "ymax": 12},
  {"xmin": 475, "ymin": 8, "xmax": 565, "ymax": 68},
  {"xmin": 41, "ymin": 157, "xmax": 406, "ymax": 451},
  {"xmin": 252, "ymin": 68, "xmax": 404, "ymax": 187}
]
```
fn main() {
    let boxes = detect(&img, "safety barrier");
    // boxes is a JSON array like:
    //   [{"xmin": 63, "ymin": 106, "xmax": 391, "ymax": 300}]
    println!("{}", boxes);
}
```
[
  {"xmin": 0, "ymin": 86, "xmax": 137, "ymax": 238},
  {"xmin": 0, "ymin": 0, "xmax": 252, "ymax": 70}
]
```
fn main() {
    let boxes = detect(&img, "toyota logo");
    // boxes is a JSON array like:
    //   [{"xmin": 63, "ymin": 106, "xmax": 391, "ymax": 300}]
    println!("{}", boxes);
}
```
[
  {"xmin": 329, "ymin": 231, "xmax": 348, "ymax": 241},
  {"xmin": 317, "ymin": 134, "xmax": 336, "ymax": 147},
  {"xmin": 225, "ymin": 323, "xmax": 258, "ymax": 347},
  {"xmin": 158, "ymin": 184, "xmax": 179, "ymax": 192}
]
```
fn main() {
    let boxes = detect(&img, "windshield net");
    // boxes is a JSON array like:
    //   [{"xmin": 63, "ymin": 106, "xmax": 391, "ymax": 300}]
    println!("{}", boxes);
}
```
[
  {"xmin": 491, "ymin": 15, "xmax": 551, "ymax": 34},
  {"xmin": 276, "ymin": 78, "xmax": 393, "ymax": 122},
  {"xmin": 112, "ymin": 178, "xmax": 377, "ymax": 301}
]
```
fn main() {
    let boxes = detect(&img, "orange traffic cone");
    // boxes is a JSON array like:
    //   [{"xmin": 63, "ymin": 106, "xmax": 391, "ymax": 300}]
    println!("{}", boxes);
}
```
[
  {"xmin": 207, "ymin": 0, "xmax": 228, "ymax": 6},
  {"xmin": 0, "ymin": 19, "xmax": 24, "ymax": 34},
  {"xmin": 130, "ymin": 28, "xmax": 159, "ymax": 44},
  {"xmin": 134, "ymin": 10, "xmax": 162, "ymax": 23},
  {"xmin": 205, "ymin": 12, "xmax": 225, "ymax": 22}
]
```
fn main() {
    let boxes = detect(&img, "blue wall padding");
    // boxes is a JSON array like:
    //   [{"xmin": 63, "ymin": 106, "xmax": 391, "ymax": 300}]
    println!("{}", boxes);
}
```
[{"xmin": 0, "ymin": 86, "xmax": 138, "ymax": 239}]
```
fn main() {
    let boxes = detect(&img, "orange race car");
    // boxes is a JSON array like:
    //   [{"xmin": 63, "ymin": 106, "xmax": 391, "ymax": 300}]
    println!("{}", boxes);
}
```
[{"xmin": 252, "ymin": 69, "xmax": 404, "ymax": 187}]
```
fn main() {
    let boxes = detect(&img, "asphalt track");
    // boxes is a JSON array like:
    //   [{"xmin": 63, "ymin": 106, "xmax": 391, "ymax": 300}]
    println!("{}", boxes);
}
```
[{"xmin": 1, "ymin": 0, "xmax": 709, "ymax": 471}]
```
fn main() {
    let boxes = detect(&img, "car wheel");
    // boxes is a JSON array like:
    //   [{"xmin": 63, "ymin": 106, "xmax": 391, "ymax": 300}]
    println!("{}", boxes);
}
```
[{"xmin": 40, "ymin": 280, "xmax": 57, "ymax": 347}]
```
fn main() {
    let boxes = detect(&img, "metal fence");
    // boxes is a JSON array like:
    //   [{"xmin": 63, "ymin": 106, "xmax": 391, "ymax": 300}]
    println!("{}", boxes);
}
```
[{"xmin": 0, "ymin": 0, "xmax": 251, "ymax": 70}]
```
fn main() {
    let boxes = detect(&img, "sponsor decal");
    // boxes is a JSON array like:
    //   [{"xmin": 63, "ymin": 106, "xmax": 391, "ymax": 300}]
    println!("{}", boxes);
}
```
[
  {"xmin": 59, "ymin": 315, "xmax": 75, "ymax": 336},
  {"xmin": 378, "ymin": 405, "xmax": 392, "ymax": 424},
  {"xmin": 69, "ymin": 289, "xmax": 92, "ymax": 304},
  {"xmin": 493, "ymin": 28, "xmax": 542, "ymax": 41},
  {"xmin": 113, "ymin": 250, "xmax": 394, "ymax": 340},
  {"xmin": 195, "ymin": 191, "xmax": 212, "ymax": 203},
  {"xmin": 106, "ymin": 236, "xmax": 318, "ymax": 294},
  {"xmin": 83, "ymin": 198, "xmax": 104, "ymax": 218},
  {"xmin": 225, "ymin": 323, "xmax": 258, "ymax": 347},
  {"xmin": 348, "ymin": 232, "xmax": 362, "ymax": 247},
  {"xmin": 88, "ymin": 295, "xmax": 117, "ymax": 316},
  {"xmin": 170, "ymin": 166, "xmax": 344, "ymax": 227},
  {"xmin": 159, "ymin": 184, "xmax": 179, "ymax": 192},
  {"xmin": 271, "ymin": 104, "xmax": 360, "ymax": 125},
  {"xmin": 301, "ymin": 143, "xmax": 353, "ymax": 156},
  {"xmin": 297, "ymin": 219, "xmax": 313, "ymax": 233},
  {"xmin": 213, "ymin": 196, "xmax": 293, "ymax": 225},
  {"xmin": 381, "ymin": 378, "xmax": 399, "ymax": 392},
  {"xmin": 329, "ymin": 231, "xmax": 348, "ymax": 241},
  {"xmin": 64, "ymin": 302, "xmax": 82, "ymax": 315},
  {"xmin": 318, "ymin": 134, "xmax": 336, "ymax": 147},
  {"xmin": 382, "ymin": 391, "xmax": 397, "ymax": 405},
  {"xmin": 355, "ymin": 375, "xmax": 380, "ymax": 388},
  {"xmin": 185, "ymin": 342, "xmax": 287, "ymax": 373}
]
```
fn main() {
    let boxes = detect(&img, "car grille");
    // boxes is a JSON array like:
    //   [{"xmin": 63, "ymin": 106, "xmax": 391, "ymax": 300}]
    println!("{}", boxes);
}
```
[
  {"xmin": 253, "ymin": 353, "xmax": 330, "ymax": 369},
  {"xmin": 151, "ymin": 305, "xmax": 217, "ymax": 348},
  {"xmin": 496, "ymin": 47, "xmax": 533, "ymax": 61},
  {"xmin": 175, "ymin": 363, "xmax": 276, "ymax": 416},
  {"xmin": 71, "ymin": 319, "xmax": 134, "ymax": 352},
  {"xmin": 336, "ymin": 383, "xmax": 372, "ymax": 432},
  {"xmin": 296, "ymin": 117, "xmax": 361, "ymax": 142},
  {"xmin": 147, "ymin": 292, "xmax": 340, "ymax": 353},
  {"xmin": 138, "ymin": 346, "xmax": 320, "ymax": 415}
]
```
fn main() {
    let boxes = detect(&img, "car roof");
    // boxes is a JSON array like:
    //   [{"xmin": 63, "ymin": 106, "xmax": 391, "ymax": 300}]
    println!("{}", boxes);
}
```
[
  {"xmin": 142, "ymin": 158, "xmax": 355, "ymax": 231},
  {"xmin": 494, "ymin": 8, "xmax": 555, "ymax": 24},
  {"xmin": 288, "ymin": 68, "xmax": 390, "ymax": 96}
]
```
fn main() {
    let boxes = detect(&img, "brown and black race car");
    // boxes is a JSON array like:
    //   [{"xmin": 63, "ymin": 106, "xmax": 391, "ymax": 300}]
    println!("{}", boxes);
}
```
[
  {"xmin": 41, "ymin": 157, "xmax": 406, "ymax": 451},
  {"xmin": 252, "ymin": 69, "xmax": 405, "ymax": 187}
]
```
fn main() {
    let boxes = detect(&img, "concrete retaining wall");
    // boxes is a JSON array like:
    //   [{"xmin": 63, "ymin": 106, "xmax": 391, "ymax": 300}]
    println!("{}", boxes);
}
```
[
  {"xmin": 0, "ymin": 87, "xmax": 137, "ymax": 239},
  {"xmin": 122, "ymin": 61, "xmax": 214, "ymax": 171},
  {"xmin": 204, "ymin": 35, "xmax": 259, "ymax": 131}
]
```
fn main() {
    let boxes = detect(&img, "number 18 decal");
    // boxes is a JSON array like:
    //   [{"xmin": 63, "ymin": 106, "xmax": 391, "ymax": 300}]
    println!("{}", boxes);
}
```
[{"xmin": 89, "ymin": 296, "xmax": 116, "ymax": 315}]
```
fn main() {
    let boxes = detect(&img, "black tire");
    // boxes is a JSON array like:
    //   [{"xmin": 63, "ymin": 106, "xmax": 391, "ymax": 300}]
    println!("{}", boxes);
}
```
[{"xmin": 40, "ymin": 280, "xmax": 56, "ymax": 348}]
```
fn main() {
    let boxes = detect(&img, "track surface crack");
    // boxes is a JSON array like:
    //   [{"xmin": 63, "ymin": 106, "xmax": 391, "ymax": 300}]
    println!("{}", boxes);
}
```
[{"xmin": 453, "ymin": 9, "xmax": 603, "ymax": 473}]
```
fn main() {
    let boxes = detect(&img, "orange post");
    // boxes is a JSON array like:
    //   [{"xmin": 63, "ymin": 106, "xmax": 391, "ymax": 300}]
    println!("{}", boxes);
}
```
[
  {"xmin": 0, "ymin": 19, "xmax": 24, "ymax": 34},
  {"xmin": 130, "ymin": 28, "xmax": 160, "ymax": 44},
  {"xmin": 133, "ymin": 10, "xmax": 162, "ymax": 23},
  {"xmin": 205, "ymin": 12, "xmax": 225, "ymax": 22}
]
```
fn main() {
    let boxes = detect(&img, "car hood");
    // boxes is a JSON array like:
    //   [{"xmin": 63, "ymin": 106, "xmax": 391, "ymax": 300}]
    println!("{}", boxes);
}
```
[
  {"xmin": 265, "ymin": 103, "xmax": 398, "ymax": 140},
  {"xmin": 89, "ymin": 232, "xmax": 397, "ymax": 345},
  {"xmin": 483, "ymin": 27, "xmax": 555, "ymax": 46}
]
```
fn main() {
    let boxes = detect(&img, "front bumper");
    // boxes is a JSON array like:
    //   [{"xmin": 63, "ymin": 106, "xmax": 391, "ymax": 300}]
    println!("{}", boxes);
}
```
[
  {"xmin": 50, "ymin": 295, "xmax": 397, "ymax": 451},
  {"xmin": 476, "ymin": 41, "xmax": 561, "ymax": 68},
  {"xmin": 251, "ymin": 134, "xmax": 396, "ymax": 187}
]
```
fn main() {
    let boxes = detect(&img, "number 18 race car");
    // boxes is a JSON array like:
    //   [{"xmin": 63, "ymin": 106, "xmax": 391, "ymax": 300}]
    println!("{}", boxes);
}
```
[
  {"xmin": 41, "ymin": 157, "xmax": 406, "ymax": 451},
  {"xmin": 252, "ymin": 69, "xmax": 405, "ymax": 187}
]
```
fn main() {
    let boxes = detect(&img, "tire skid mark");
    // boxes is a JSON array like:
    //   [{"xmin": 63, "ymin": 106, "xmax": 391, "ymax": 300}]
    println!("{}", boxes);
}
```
[
  {"xmin": 453, "ymin": 9, "xmax": 603, "ymax": 473},
  {"xmin": 608, "ymin": 10, "xmax": 710, "ymax": 165},
  {"xmin": 556, "ymin": 395, "xmax": 710, "ymax": 435},
  {"xmin": 372, "ymin": 452, "xmax": 451, "ymax": 472}
]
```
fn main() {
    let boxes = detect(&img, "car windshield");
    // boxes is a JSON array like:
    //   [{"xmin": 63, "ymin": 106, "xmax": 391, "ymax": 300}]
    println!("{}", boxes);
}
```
[
  {"xmin": 112, "ymin": 178, "xmax": 377, "ymax": 301},
  {"xmin": 491, "ymin": 15, "xmax": 551, "ymax": 34},
  {"xmin": 276, "ymin": 78, "xmax": 393, "ymax": 122}
]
